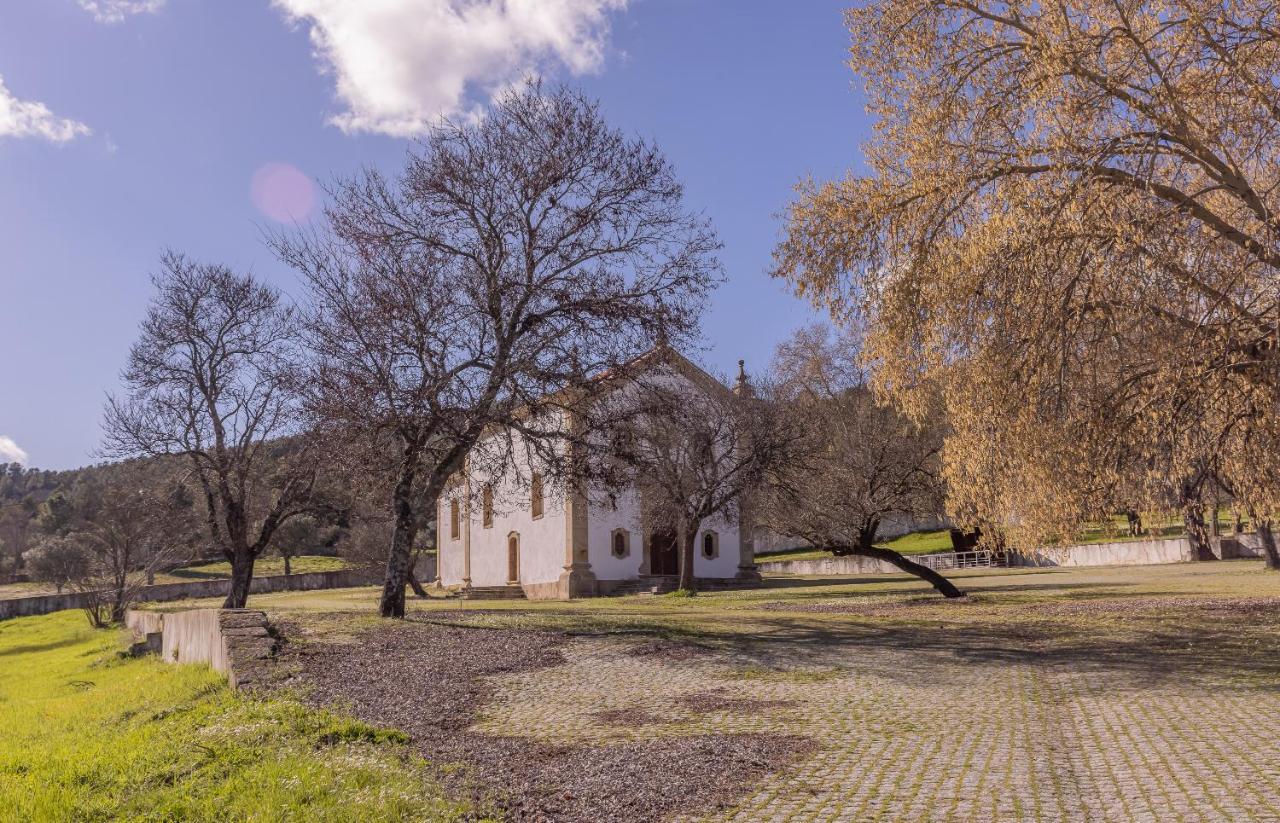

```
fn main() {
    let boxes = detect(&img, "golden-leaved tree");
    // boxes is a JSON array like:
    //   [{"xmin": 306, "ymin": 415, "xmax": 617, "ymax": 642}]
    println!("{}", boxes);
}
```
[{"xmin": 775, "ymin": 0, "xmax": 1280, "ymax": 554}]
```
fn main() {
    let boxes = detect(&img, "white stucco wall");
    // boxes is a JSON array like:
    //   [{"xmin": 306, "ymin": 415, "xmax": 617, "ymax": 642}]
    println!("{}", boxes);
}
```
[
  {"xmin": 586, "ymin": 492, "xmax": 743, "ymax": 580},
  {"xmin": 438, "ymin": 422, "xmax": 570, "ymax": 588}
]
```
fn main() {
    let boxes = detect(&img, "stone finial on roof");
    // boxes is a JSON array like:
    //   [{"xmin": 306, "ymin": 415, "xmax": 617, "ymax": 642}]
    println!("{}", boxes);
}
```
[{"xmin": 732, "ymin": 359, "xmax": 753, "ymax": 396}]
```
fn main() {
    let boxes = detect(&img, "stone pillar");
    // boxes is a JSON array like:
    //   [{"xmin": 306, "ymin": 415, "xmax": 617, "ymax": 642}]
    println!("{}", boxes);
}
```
[
  {"xmin": 462, "ymin": 471, "xmax": 473, "ymax": 590},
  {"xmin": 736, "ymin": 495, "xmax": 762, "ymax": 582},
  {"xmin": 557, "ymin": 412, "xmax": 597, "ymax": 598}
]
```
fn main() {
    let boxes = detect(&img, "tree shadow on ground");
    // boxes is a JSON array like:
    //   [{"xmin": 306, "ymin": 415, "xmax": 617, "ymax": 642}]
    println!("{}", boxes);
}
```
[{"xmin": 715, "ymin": 607, "xmax": 1280, "ymax": 693}]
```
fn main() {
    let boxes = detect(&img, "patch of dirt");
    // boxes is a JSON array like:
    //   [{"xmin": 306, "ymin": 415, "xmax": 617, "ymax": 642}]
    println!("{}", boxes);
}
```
[
  {"xmin": 622, "ymin": 638, "xmax": 712, "ymax": 661},
  {"xmin": 268, "ymin": 613, "xmax": 813, "ymax": 822}
]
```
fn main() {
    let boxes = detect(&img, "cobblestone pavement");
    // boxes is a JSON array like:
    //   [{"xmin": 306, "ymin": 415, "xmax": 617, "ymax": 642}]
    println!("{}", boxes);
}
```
[{"xmin": 474, "ymin": 606, "xmax": 1280, "ymax": 822}]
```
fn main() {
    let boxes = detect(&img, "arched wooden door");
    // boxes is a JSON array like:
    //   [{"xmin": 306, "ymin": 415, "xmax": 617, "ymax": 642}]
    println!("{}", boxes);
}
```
[{"xmin": 507, "ymin": 533, "xmax": 520, "ymax": 584}]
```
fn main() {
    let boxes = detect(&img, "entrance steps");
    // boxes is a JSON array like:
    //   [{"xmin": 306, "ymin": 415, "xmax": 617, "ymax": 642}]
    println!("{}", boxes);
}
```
[
  {"xmin": 607, "ymin": 575, "xmax": 680, "ymax": 597},
  {"xmin": 459, "ymin": 585, "xmax": 527, "ymax": 601}
]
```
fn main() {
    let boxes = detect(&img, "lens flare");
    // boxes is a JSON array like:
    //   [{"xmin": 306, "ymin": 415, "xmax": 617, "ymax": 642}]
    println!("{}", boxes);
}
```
[{"xmin": 249, "ymin": 162, "xmax": 316, "ymax": 224}]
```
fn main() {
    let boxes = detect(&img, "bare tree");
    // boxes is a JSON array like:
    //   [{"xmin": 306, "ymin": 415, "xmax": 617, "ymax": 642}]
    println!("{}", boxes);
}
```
[
  {"xmin": 598, "ymin": 353, "xmax": 798, "ymax": 594},
  {"xmin": 758, "ymin": 325, "xmax": 963, "ymax": 598},
  {"xmin": 103, "ymin": 252, "xmax": 315, "ymax": 608},
  {"xmin": 271, "ymin": 83, "xmax": 720, "ymax": 617}
]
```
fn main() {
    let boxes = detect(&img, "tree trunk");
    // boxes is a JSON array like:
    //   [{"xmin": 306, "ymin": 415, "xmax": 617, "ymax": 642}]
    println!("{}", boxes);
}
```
[
  {"xmin": 853, "ymin": 544, "xmax": 965, "ymax": 598},
  {"xmin": 1183, "ymin": 502, "xmax": 1216, "ymax": 561},
  {"xmin": 379, "ymin": 463, "xmax": 420, "ymax": 618},
  {"xmin": 223, "ymin": 550, "xmax": 256, "ymax": 608},
  {"xmin": 856, "ymin": 518, "xmax": 880, "ymax": 553},
  {"xmin": 283, "ymin": 554, "xmax": 292, "ymax": 576},
  {"xmin": 409, "ymin": 552, "xmax": 430, "ymax": 599},
  {"xmin": 677, "ymin": 520, "xmax": 698, "ymax": 594},
  {"xmin": 1257, "ymin": 519, "xmax": 1280, "ymax": 571}
]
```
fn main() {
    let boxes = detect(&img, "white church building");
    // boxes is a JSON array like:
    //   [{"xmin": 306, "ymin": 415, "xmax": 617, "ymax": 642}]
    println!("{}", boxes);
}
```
[{"xmin": 436, "ymin": 346, "xmax": 761, "ymax": 599}]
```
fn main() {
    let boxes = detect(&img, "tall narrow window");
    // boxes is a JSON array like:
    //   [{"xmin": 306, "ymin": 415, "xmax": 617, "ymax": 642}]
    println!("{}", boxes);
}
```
[
  {"xmin": 449, "ymin": 498, "xmax": 460, "ymax": 540},
  {"xmin": 530, "ymin": 473, "xmax": 544, "ymax": 519},
  {"xmin": 482, "ymin": 484, "xmax": 494, "ymax": 528},
  {"xmin": 702, "ymin": 531, "xmax": 719, "ymax": 559}
]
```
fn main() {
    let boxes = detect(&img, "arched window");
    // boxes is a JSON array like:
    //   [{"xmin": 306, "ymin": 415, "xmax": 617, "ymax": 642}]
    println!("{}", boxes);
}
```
[
  {"xmin": 482, "ymin": 484, "xmax": 494, "ymax": 528},
  {"xmin": 530, "ymin": 473, "xmax": 544, "ymax": 519},
  {"xmin": 611, "ymin": 528, "xmax": 630, "ymax": 559},
  {"xmin": 702, "ymin": 531, "xmax": 719, "ymax": 559},
  {"xmin": 449, "ymin": 498, "xmax": 460, "ymax": 540}
]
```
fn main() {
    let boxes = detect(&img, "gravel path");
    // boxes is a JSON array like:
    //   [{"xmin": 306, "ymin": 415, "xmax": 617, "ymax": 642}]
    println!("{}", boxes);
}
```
[{"xmin": 270, "ymin": 613, "xmax": 812, "ymax": 822}]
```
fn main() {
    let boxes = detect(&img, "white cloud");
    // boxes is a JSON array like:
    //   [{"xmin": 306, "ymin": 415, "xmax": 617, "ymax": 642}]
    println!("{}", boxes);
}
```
[
  {"xmin": 0, "ymin": 76, "xmax": 91, "ymax": 143},
  {"xmin": 272, "ymin": 0, "xmax": 627, "ymax": 137},
  {"xmin": 78, "ymin": 0, "xmax": 166, "ymax": 24},
  {"xmin": 0, "ymin": 437, "xmax": 28, "ymax": 466}
]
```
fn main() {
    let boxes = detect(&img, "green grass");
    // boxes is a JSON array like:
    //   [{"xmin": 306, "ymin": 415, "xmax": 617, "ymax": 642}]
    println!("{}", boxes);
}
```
[
  {"xmin": 756, "ymin": 529, "xmax": 955, "ymax": 563},
  {"xmin": 0, "ymin": 611, "xmax": 471, "ymax": 822},
  {"xmin": 161, "ymin": 555, "xmax": 348, "ymax": 582}
]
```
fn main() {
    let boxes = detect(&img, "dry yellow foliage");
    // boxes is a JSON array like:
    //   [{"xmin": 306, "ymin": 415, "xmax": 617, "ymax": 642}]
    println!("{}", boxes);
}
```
[{"xmin": 775, "ymin": 0, "xmax": 1280, "ymax": 543}]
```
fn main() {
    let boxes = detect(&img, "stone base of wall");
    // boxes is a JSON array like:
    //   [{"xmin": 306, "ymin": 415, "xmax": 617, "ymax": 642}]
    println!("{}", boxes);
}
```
[{"xmin": 521, "ymin": 579, "xmax": 568, "ymax": 600}]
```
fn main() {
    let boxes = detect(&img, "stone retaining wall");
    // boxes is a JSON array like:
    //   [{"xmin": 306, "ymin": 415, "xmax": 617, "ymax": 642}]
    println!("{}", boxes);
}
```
[
  {"xmin": 757, "ymin": 554, "xmax": 903, "ymax": 576},
  {"xmin": 125, "ymin": 607, "xmax": 276, "ymax": 689},
  {"xmin": 0, "ymin": 567, "xmax": 378, "ymax": 621},
  {"xmin": 1006, "ymin": 537, "xmax": 1193, "ymax": 567},
  {"xmin": 760, "ymin": 534, "xmax": 1267, "ymax": 576}
]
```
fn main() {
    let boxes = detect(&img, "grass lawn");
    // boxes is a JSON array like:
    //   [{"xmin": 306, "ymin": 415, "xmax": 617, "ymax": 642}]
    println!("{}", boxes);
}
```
[
  {"xmin": 0, "ymin": 611, "xmax": 470, "ymax": 822},
  {"xmin": 1, "ymin": 556, "xmax": 351, "ymax": 599},
  {"xmin": 756, "ymin": 528, "xmax": 955, "ymax": 563},
  {"xmin": 158, "ymin": 554, "xmax": 348, "ymax": 582}
]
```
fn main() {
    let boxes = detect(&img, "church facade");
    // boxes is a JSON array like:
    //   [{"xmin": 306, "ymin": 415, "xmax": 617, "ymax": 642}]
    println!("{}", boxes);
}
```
[{"xmin": 436, "ymin": 348, "xmax": 761, "ymax": 599}]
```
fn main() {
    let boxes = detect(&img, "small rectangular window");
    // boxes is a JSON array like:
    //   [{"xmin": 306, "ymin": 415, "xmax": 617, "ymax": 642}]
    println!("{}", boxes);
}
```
[
  {"xmin": 449, "ymin": 498, "xmax": 460, "ymax": 540},
  {"xmin": 482, "ymin": 484, "xmax": 494, "ymax": 528}
]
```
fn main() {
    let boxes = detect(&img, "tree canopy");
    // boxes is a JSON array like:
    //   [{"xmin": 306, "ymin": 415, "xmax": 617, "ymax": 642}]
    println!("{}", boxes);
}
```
[{"xmin": 775, "ymin": 0, "xmax": 1280, "ymax": 544}]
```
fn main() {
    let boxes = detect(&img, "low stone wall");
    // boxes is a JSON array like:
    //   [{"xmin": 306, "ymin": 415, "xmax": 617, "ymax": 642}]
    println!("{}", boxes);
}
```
[
  {"xmin": 125, "ymin": 607, "xmax": 276, "ymax": 689},
  {"xmin": 760, "ymin": 535, "xmax": 1261, "ymax": 575},
  {"xmin": 758, "ymin": 555, "xmax": 902, "ymax": 576},
  {"xmin": 1006, "ymin": 537, "xmax": 1193, "ymax": 568},
  {"xmin": 0, "ymin": 567, "xmax": 378, "ymax": 621}
]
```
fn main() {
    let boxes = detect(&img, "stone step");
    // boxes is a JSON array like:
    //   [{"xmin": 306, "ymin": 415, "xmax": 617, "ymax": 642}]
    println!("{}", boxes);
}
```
[
  {"xmin": 459, "ymin": 585, "xmax": 527, "ymax": 601},
  {"xmin": 608, "ymin": 576, "xmax": 680, "ymax": 597}
]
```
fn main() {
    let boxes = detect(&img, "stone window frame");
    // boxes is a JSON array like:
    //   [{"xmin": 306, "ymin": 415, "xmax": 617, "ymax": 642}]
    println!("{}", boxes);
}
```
[
  {"xmin": 530, "ymin": 473, "xmax": 544, "ymax": 519},
  {"xmin": 482, "ymin": 484, "xmax": 494, "ymax": 529},
  {"xmin": 611, "ymin": 527, "xmax": 631, "ymax": 559},
  {"xmin": 701, "ymin": 530, "xmax": 720, "ymax": 560}
]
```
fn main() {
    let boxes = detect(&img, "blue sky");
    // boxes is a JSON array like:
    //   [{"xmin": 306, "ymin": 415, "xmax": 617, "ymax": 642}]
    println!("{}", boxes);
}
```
[{"xmin": 0, "ymin": 0, "xmax": 870, "ymax": 470}]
